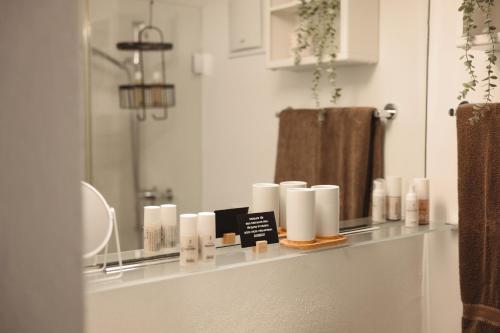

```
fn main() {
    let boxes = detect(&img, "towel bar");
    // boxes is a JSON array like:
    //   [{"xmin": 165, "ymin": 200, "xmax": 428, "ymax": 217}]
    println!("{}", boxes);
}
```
[
  {"xmin": 449, "ymin": 101, "xmax": 469, "ymax": 116},
  {"xmin": 276, "ymin": 103, "xmax": 398, "ymax": 120}
]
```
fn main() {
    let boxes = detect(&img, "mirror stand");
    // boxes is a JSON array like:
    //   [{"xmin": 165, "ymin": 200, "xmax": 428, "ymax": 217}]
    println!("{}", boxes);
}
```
[{"xmin": 84, "ymin": 208, "xmax": 124, "ymax": 281}]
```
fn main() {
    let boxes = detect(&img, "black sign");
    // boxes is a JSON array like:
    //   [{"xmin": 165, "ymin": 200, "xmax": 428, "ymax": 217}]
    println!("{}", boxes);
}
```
[
  {"xmin": 236, "ymin": 211, "xmax": 279, "ymax": 248},
  {"xmin": 214, "ymin": 207, "xmax": 249, "ymax": 238}
]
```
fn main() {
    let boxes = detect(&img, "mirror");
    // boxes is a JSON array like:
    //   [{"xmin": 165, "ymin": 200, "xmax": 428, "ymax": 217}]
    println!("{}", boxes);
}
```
[
  {"xmin": 84, "ymin": 0, "xmax": 429, "ymax": 256},
  {"xmin": 82, "ymin": 181, "xmax": 113, "ymax": 258}
]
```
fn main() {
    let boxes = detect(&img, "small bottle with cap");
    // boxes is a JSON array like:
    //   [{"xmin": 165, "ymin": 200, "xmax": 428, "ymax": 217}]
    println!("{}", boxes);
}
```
[
  {"xmin": 386, "ymin": 176, "xmax": 402, "ymax": 221},
  {"xmin": 372, "ymin": 179, "xmax": 386, "ymax": 224},
  {"xmin": 143, "ymin": 206, "xmax": 162, "ymax": 255},
  {"xmin": 160, "ymin": 204, "xmax": 177, "ymax": 249},
  {"xmin": 414, "ymin": 178, "xmax": 430, "ymax": 225},
  {"xmin": 405, "ymin": 184, "xmax": 418, "ymax": 227},
  {"xmin": 197, "ymin": 212, "xmax": 216, "ymax": 263},
  {"xmin": 179, "ymin": 214, "xmax": 198, "ymax": 266}
]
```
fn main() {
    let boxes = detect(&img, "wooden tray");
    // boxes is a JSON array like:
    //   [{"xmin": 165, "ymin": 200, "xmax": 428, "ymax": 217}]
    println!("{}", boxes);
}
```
[{"xmin": 280, "ymin": 235, "xmax": 347, "ymax": 250}]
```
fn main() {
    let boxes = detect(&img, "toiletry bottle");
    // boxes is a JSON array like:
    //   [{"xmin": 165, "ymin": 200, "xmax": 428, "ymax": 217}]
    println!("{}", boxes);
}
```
[
  {"xmin": 414, "ymin": 178, "xmax": 430, "ymax": 225},
  {"xmin": 386, "ymin": 176, "xmax": 402, "ymax": 221},
  {"xmin": 405, "ymin": 185, "xmax": 418, "ymax": 227},
  {"xmin": 143, "ymin": 206, "xmax": 162, "ymax": 255},
  {"xmin": 372, "ymin": 179, "xmax": 386, "ymax": 224},
  {"xmin": 160, "ymin": 204, "xmax": 177, "ymax": 249},
  {"xmin": 179, "ymin": 214, "xmax": 198, "ymax": 266},
  {"xmin": 197, "ymin": 212, "xmax": 216, "ymax": 263}
]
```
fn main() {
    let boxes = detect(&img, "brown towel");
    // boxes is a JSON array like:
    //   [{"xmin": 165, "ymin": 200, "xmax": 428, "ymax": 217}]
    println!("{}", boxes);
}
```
[
  {"xmin": 457, "ymin": 103, "xmax": 500, "ymax": 333},
  {"xmin": 321, "ymin": 107, "xmax": 384, "ymax": 220},
  {"xmin": 275, "ymin": 107, "xmax": 384, "ymax": 220},
  {"xmin": 275, "ymin": 109, "xmax": 322, "ymax": 186}
]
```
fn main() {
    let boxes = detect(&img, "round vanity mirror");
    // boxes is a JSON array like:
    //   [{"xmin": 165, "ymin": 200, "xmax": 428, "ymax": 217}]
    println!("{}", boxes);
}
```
[{"xmin": 82, "ymin": 181, "xmax": 113, "ymax": 259}]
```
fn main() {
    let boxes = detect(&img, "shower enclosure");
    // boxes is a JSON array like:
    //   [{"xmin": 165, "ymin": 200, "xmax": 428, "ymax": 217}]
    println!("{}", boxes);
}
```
[{"xmin": 84, "ymin": 0, "xmax": 203, "ymax": 251}]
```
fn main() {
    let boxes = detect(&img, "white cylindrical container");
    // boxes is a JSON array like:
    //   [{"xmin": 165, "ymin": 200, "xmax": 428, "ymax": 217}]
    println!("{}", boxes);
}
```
[
  {"xmin": 197, "ymin": 212, "xmax": 216, "ymax": 263},
  {"xmin": 414, "ymin": 178, "xmax": 430, "ymax": 225},
  {"xmin": 405, "ymin": 184, "xmax": 418, "ymax": 227},
  {"xmin": 251, "ymin": 183, "xmax": 280, "ymax": 228},
  {"xmin": 143, "ymin": 206, "xmax": 161, "ymax": 255},
  {"xmin": 386, "ymin": 176, "xmax": 402, "ymax": 221},
  {"xmin": 286, "ymin": 188, "xmax": 315, "ymax": 242},
  {"xmin": 160, "ymin": 204, "xmax": 177, "ymax": 249},
  {"xmin": 311, "ymin": 185, "xmax": 340, "ymax": 238},
  {"xmin": 179, "ymin": 214, "xmax": 198, "ymax": 266},
  {"xmin": 372, "ymin": 179, "xmax": 386, "ymax": 224},
  {"xmin": 279, "ymin": 181, "xmax": 307, "ymax": 231}
]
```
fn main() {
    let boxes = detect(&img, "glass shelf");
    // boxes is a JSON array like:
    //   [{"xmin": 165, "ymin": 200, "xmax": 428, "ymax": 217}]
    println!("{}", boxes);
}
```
[{"xmin": 85, "ymin": 220, "xmax": 456, "ymax": 294}]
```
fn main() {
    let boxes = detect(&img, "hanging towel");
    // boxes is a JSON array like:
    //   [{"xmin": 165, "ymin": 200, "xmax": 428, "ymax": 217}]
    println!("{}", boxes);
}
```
[
  {"xmin": 457, "ymin": 103, "xmax": 500, "ymax": 333},
  {"xmin": 275, "ymin": 107, "xmax": 383, "ymax": 220},
  {"xmin": 320, "ymin": 107, "xmax": 384, "ymax": 220},
  {"xmin": 275, "ymin": 109, "xmax": 322, "ymax": 186}
]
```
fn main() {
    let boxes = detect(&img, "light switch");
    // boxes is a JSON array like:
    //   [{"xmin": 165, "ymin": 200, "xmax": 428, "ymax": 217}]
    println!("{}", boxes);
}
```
[{"xmin": 228, "ymin": 0, "xmax": 262, "ymax": 53}]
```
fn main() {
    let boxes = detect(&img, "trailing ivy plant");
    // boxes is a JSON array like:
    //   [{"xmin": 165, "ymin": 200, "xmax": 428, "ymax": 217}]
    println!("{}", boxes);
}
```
[
  {"xmin": 294, "ymin": 0, "xmax": 341, "ymax": 107},
  {"xmin": 459, "ymin": 0, "xmax": 498, "ymax": 123}
]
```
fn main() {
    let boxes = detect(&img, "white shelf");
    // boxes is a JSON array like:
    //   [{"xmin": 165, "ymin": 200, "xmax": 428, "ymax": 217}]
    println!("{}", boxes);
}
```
[
  {"xmin": 86, "ymin": 220, "xmax": 456, "ymax": 293},
  {"xmin": 267, "ymin": 52, "xmax": 378, "ymax": 70},
  {"xmin": 269, "ymin": 0, "xmax": 300, "ymax": 13},
  {"xmin": 266, "ymin": 0, "xmax": 379, "ymax": 70},
  {"xmin": 457, "ymin": 32, "xmax": 500, "ymax": 51}
]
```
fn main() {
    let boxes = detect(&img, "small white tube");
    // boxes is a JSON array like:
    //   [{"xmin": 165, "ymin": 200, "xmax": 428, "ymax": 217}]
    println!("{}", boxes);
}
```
[
  {"xmin": 143, "ymin": 206, "xmax": 161, "ymax": 255},
  {"xmin": 386, "ymin": 176, "xmax": 402, "ymax": 221},
  {"xmin": 197, "ymin": 212, "xmax": 216, "ymax": 263},
  {"xmin": 160, "ymin": 204, "xmax": 177, "ymax": 249},
  {"xmin": 372, "ymin": 179, "xmax": 386, "ymax": 224},
  {"xmin": 405, "ymin": 184, "xmax": 418, "ymax": 227},
  {"xmin": 286, "ymin": 188, "xmax": 315, "ymax": 241},
  {"xmin": 179, "ymin": 214, "xmax": 198, "ymax": 266},
  {"xmin": 251, "ymin": 183, "xmax": 280, "ymax": 227},
  {"xmin": 311, "ymin": 185, "xmax": 340, "ymax": 237},
  {"xmin": 279, "ymin": 181, "xmax": 307, "ymax": 230}
]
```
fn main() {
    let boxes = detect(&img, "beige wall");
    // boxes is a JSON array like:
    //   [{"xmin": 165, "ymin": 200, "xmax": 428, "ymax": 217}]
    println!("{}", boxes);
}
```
[
  {"xmin": 0, "ymin": 0, "xmax": 83, "ymax": 332},
  {"xmin": 424, "ymin": 0, "xmax": 500, "ymax": 331},
  {"xmin": 89, "ymin": 0, "xmax": 203, "ymax": 250},
  {"xmin": 427, "ymin": 0, "xmax": 500, "ymax": 223},
  {"xmin": 201, "ymin": 0, "xmax": 429, "ymax": 211}
]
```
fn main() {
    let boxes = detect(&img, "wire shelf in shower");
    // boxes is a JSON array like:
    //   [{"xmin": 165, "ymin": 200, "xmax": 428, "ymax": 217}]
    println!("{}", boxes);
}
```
[{"xmin": 116, "ymin": 41, "xmax": 173, "ymax": 51}]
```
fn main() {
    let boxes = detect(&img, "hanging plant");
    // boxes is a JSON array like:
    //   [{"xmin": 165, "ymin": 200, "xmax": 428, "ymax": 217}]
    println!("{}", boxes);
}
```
[
  {"xmin": 294, "ymin": 0, "xmax": 341, "ymax": 107},
  {"xmin": 458, "ymin": 0, "xmax": 497, "ymax": 123}
]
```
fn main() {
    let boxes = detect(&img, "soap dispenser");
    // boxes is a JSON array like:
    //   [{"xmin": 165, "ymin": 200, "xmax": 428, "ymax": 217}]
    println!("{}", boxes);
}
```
[
  {"xmin": 372, "ymin": 179, "xmax": 386, "ymax": 224},
  {"xmin": 405, "ymin": 184, "xmax": 418, "ymax": 227}
]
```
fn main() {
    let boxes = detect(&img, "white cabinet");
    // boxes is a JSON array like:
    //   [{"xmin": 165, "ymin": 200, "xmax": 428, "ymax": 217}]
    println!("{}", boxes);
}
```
[
  {"xmin": 266, "ymin": 0, "xmax": 379, "ymax": 69},
  {"xmin": 229, "ymin": 0, "xmax": 263, "ymax": 53}
]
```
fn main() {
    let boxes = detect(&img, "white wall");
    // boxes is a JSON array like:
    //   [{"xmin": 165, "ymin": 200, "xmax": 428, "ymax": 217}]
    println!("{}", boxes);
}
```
[
  {"xmin": 425, "ymin": 230, "xmax": 461, "ymax": 333},
  {"xmin": 424, "ymin": 0, "xmax": 500, "ymax": 331},
  {"xmin": 201, "ymin": 0, "xmax": 429, "ymax": 211},
  {"xmin": 425, "ymin": 3, "xmax": 465, "ymax": 328},
  {"xmin": 427, "ymin": 0, "xmax": 500, "ymax": 224},
  {"xmin": 89, "ymin": 0, "xmax": 203, "ymax": 250},
  {"xmin": 0, "ymin": 0, "xmax": 83, "ymax": 332},
  {"xmin": 90, "ymin": 0, "xmax": 138, "ymax": 249}
]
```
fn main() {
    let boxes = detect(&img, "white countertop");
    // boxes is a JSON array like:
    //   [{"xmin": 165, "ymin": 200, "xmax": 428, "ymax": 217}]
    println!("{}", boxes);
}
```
[{"xmin": 85, "ymin": 220, "xmax": 456, "ymax": 294}]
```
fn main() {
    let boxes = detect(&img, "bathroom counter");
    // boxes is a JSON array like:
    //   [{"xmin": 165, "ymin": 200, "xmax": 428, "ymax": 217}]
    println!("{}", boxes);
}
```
[
  {"xmin": 85, "ymin": 220, "xmax": 457, "ymax": 333},
  {"xmin": 85, "ymin": 220, "xmax": 456, "ymax": 294}
]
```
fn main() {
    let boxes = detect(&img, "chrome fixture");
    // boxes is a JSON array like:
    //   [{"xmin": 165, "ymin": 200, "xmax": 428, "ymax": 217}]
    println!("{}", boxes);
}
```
[
  {"xmin": 276, "ymin": 103, "xmax": 398, "ymax": 120},
  {"xmin": 449, "ymin": 100, "xmax": 469, "ymax": 116},
  {"xmin": 116, "ymin": 0, "xmax": 175, "ymax": 121}
]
